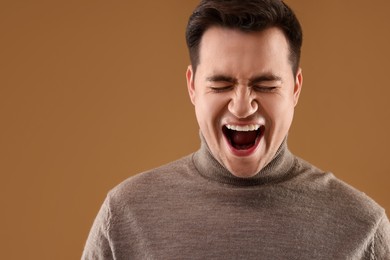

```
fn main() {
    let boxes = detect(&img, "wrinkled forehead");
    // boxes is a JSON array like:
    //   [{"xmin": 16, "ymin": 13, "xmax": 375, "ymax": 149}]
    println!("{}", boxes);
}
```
[{"xmin": 196, "ymin": 26, "xmax": 292, "ymax": 78}]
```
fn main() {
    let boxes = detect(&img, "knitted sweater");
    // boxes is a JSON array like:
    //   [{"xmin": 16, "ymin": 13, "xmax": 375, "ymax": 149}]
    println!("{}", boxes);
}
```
[{"xmin": 82, "ymin": 139, "xmax": 390, "ymax": 259}]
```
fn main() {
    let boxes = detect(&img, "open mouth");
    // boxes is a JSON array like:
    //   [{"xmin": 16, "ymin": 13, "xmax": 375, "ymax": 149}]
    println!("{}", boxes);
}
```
[{"xmin": 222, "ymin": 124, "xmax": 264, "ymax": 151}]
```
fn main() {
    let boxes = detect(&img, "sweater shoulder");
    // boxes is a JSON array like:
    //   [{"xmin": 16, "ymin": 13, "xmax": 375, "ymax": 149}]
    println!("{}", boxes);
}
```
[
  {"xmin": 290, "ymin": 156, "xmax": 385, "ymax": 223},
  {"xmin": 106, "ymin": 154, "xmax": 195, "ymax": 204}
]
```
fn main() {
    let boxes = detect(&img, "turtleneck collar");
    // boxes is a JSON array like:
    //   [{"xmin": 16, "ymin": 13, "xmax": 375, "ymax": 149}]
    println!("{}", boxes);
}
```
[{"xmin": 192, "ymin": 134, "xmax": 296, "ymax": 186}]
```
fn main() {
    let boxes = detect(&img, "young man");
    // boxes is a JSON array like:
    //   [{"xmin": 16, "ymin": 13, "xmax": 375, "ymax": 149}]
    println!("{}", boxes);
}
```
[{"xmin": 83, "ymin": 0, "xmax": 390, "ymax": 258}]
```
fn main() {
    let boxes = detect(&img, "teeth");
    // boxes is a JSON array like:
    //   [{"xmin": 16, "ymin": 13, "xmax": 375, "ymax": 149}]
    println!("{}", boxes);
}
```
[{"xmin": 225, "ymin": 124, "xmax": 260, "ymax": 131}]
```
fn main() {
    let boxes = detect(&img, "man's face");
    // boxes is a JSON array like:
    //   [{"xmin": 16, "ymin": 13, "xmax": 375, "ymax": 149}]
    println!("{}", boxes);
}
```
[{"xmin": 186, "ymin": 26, "xmax": 302, "ymax": 178}]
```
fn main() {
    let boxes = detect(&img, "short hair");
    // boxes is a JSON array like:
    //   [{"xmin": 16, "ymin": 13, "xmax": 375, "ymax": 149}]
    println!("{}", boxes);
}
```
[{"xmin": 185, "ymin": 0, "xmax": 303, "ymax": 75}]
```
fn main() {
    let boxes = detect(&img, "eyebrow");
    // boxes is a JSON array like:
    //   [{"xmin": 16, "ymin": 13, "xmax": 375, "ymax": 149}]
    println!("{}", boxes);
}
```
[
  {"xmin": 206, "ymin": 73, "xmax": 282, "ymax": 85},
  {"xmin": 206, "ymin": 75, "xmax": 237, "ymax": 83},
  {"xmin": 249, "ymin": 74, "xmax": 282, "ymax": 85}
]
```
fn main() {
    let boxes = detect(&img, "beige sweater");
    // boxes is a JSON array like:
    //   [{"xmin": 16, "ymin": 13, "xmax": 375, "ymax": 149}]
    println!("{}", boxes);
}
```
[{"xmin": 82, "ymin": 139, "xmax": 390, "ymax": 259}]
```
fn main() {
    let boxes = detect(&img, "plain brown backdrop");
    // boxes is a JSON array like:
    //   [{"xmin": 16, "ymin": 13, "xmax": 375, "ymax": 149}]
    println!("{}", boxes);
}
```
[{"xmin": 1, "ymin": 0, "xmax": 389, "ymax": 259}]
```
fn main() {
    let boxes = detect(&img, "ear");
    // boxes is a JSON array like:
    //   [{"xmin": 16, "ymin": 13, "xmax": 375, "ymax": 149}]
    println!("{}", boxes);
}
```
[
  {"xmin": 293, "ymin": 68, "xmax": 303, "ymax": 107},
  {"xmin": 186, "ymin": 65, "xmax": 196, "ymax": 105}
]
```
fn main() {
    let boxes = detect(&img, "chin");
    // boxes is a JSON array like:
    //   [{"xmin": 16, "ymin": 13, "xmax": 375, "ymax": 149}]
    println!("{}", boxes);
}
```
[{"xmin": 227, "ymin": 164, "xmax": 262, "ymax": 178}]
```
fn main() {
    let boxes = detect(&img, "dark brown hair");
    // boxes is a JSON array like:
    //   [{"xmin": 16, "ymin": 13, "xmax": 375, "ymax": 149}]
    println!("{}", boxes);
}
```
[{"xmin": 185, "ymin": 0, "xmax": 303, "ymax": 75}]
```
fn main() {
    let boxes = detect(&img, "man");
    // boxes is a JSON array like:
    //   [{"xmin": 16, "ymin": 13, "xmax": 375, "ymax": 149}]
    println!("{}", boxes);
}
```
[{"xmin": 83, "ymin": 0, "xmax": 390, "ymax": 259}]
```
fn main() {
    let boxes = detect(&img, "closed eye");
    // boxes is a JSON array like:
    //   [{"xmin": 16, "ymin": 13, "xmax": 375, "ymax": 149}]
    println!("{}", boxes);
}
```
[
  {"xmin": 209, "ymin": 86, "xmax": 234, "ymax": 93},
  {"xmin": 252, "ymin": 86, "xmax": 278, "ymax": 93}
]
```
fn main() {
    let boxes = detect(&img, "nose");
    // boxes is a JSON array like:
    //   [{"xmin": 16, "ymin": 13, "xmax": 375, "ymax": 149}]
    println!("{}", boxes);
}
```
[{"xmin": 228, "ymin": 87, "xmax": 258, "ymax": 118}]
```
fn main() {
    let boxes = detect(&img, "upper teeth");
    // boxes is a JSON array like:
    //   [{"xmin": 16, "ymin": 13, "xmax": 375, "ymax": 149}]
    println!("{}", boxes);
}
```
[{"xmin": 226, "ymin": 124, "xmax": 260, "ymax": 131}]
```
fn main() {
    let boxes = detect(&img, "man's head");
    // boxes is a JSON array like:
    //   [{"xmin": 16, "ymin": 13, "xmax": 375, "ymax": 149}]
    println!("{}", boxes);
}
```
[
  {"xmin": 186, "ymin": 0, "xmax": 303, "ymax": 76},
  {"xmin": 186, "ymin": 0, "xmax": 303, "ymax": 178}
]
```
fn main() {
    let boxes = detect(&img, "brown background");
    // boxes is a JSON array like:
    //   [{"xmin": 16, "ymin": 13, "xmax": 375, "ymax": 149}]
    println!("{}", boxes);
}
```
[{"xmin": 1, "ymin": 0, "xmax": 389, "ymax": 259}]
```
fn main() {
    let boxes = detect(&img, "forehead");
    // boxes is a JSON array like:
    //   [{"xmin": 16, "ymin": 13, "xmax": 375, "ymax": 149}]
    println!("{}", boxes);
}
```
[
  {"xmin": 197, "ymin": 26, "xmax": 291, "ymax": 76},
  {"xmin": 200, "ymin": 26, "xmax": 289, "ymax": 58}
]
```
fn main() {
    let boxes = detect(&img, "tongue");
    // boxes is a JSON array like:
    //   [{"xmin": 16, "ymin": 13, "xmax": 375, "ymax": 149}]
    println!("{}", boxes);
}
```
[{"xmin": 231, "ymin": 131, "xmax": 258, "ymax": 146}]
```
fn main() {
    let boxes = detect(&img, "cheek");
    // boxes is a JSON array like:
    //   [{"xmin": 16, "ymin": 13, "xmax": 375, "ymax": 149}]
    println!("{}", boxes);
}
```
[
  {"xmin": 196, "ymin": 94, "xmax": 228, "ymax": 122},
  {"xmin": 260, "ymin": 96, "xmax": 295, "ymax": 126},
  {"xmin": 194, "ymin": 96, "xmax": 217, "ymax": 135}
]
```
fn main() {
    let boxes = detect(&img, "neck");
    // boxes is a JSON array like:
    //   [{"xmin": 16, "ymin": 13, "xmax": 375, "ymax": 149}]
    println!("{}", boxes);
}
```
[{"xmin": 193, "ymin": 134, "xmax": 296, "ymax": 186}]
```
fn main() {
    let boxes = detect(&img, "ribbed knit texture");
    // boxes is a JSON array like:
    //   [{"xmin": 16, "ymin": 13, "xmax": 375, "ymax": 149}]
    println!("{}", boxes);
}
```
[{"xmin": 82, "ymin": 139, "xmax": 390, "ymax": 259}]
